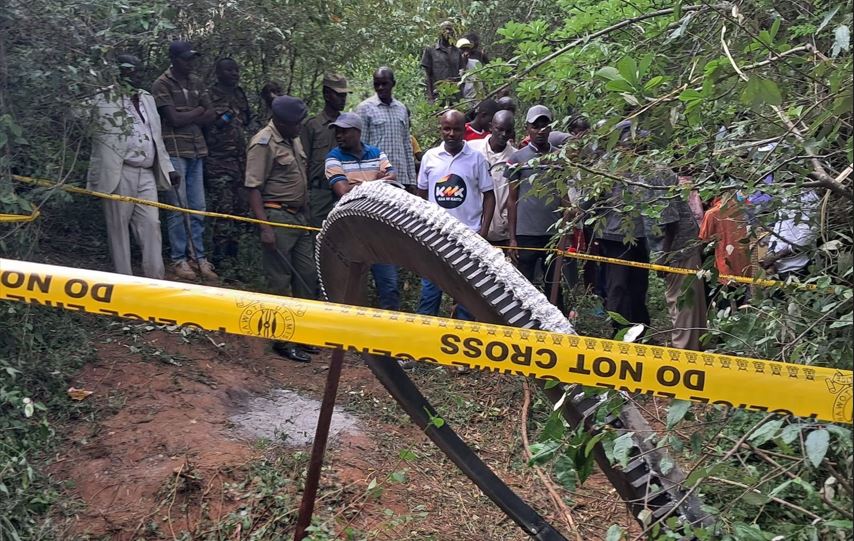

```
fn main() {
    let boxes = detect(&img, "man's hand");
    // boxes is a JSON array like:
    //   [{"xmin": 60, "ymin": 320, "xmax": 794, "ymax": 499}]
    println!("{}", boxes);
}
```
[
  {"xmin": 168, "ymin": 171, "xmax": 182, "ymax": 186},
  {"xmin": 761, "ymin": 254, "xmax": 778, "ymax": 273},
  {"xmin": 200, "ymin": 108, "xmax": 218, "ymax": 125},
  {"xmin": 507, "ymin": 238, "xmax": 519, "ymax": 263},
  {"xmin": 260, "ymin": 225, "xmax": 276, "ymax": 249}
]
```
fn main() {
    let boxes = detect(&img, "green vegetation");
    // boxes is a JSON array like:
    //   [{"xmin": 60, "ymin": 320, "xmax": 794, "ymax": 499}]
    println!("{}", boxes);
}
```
[{"xmin": 1, "ymin": 0, "xmax": 852, "ymax": 539}]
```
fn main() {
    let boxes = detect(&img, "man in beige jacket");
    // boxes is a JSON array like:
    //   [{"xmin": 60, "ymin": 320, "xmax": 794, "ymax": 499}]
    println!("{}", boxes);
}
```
[{"xmin": 85, "ymin": 54, "xmax": 180, "ymax": 279}]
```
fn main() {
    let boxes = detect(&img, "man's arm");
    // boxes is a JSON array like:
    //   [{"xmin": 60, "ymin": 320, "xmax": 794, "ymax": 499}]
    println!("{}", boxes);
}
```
[
  {"xmin": 479, "ymin": 190, "xmax": 496, "ymax": 239},
  {"xmin": 247, "ymin": 188, "xmax": 275, "ymax": 249},
  {"xmin": 376, "ymin": 151, "xmax": 397, "ymax": 181},
  {"xmin": 245, "ymin": 140, "xmax": 275, "ymax": 248}
]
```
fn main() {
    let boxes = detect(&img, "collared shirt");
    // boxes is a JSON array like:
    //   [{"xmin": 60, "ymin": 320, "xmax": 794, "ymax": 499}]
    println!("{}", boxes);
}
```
[
  {"xmin": 205, "ymin": 83, "xmax": 251, "ymax": 162},
  {"xmin": 421, "ymin": 42, "xmax": 463, "ymax": 83},
  {"xmin": 417, "ymin": 141, "xmax": 493, "ymax": 231},
  {"xmin": 301, "ymin": 109, "xmax": 339, "ymax": 189},
  {"xmin": 244, "ymin": 121, "xmax": 308, "ymax": 208},
  {"xmin": 151, "ymin": 68, "xmax": 210, "ymax": 159},
  {"xmin": 355, "ymin": 95, "xmax": 416, "ymax": 186},
  {"xmin": 325, "ymin": 144, "xmax": 393, "ymax": 187},
  {"xmin": 464, "ymin": 122, "xmax": 489, "ymax": 141},
  {"xmin": 506, "ymin": 143, "xmax": 562, "ymax": 237},
  {"xmin": 469, "ymin": 136, "xmax": 515, "ymax": 241},
  {"xmin": 123, "ymin": 95, "xmax": 156, "ymax": 169},
  {"xmin": 769, "ymin": 190, "xmax": 819, "ymax": 273}
]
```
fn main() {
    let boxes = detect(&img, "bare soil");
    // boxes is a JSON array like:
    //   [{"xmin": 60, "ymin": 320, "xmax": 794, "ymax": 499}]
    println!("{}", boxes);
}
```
[{"xmin": 47, "ymin": 323, "xmax": 638, "ymax": 540}]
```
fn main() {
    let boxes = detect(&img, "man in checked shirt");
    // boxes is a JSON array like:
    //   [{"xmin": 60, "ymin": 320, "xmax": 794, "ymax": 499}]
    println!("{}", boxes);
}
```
[{"xmin": 355, "ymin": 67, "xmax": 417, "ymax": 194}]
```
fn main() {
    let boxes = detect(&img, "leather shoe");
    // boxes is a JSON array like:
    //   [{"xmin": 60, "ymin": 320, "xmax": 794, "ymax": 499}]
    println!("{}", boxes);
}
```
[{"xmin": 272, "ymin": 341, "xmax": 311, "ymax": 363}]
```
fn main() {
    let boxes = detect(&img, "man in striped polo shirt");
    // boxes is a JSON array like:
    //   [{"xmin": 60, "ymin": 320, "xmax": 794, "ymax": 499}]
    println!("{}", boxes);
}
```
[{"xmin": 325, "ymin": 112, "xmax": 400, "ymax": 310}]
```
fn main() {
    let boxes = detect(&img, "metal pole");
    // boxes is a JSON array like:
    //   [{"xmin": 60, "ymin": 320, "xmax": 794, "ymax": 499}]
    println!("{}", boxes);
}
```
[{"xmin": 293, "ymin": 263, "xmax": 363, "ymax": 540}]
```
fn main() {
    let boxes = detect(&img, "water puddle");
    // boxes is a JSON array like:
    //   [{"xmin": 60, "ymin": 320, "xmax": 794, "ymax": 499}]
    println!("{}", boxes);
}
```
[{"xmin": 229, "ymin": 389, "xmax": 362, "ymax": 446}]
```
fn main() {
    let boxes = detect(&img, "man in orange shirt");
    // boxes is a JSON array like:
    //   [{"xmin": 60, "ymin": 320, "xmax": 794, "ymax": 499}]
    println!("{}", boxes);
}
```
[{"xmin": 699, "ymin": 192, "xmax": 753, "ymax": 289}]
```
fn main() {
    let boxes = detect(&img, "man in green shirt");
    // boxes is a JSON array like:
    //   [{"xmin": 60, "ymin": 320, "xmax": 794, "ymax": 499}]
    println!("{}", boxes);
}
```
[{"xmin": 300, "ymin": 73, "xmax": 350, "ymax": 230}]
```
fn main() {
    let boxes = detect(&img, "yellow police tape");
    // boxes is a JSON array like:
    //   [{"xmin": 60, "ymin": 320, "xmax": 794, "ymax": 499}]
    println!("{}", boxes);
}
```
[
  {"xmin": 523, "ymin": 245, "xmax": 819, "ymax": 291},
  {"xmin": 12, "ymin": 175, "xmax": 818, "ymax": 291},
  {"xmin": 0, "ymin": 203, "xmax": 40, "ymax": 223},
  {"xmin": 12, "ymin": 175, "xmax": 317, "ymax": 232},
  {"xmin": 1, "ymin": 258, "xmax": 850, "ymax": 424}
]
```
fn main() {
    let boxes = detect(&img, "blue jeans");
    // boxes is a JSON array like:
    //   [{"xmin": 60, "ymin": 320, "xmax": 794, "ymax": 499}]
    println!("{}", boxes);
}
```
[
  {"xmin": 371, "ymin": 264, "xmax": 400, "ymax": 311},
  {"xmin": 417, "ymin": 278, "xmax": 474, "ymax": 320},
  {"xmin": 163, "ymin": 157, "xmax": 206, "ymax": 263}
]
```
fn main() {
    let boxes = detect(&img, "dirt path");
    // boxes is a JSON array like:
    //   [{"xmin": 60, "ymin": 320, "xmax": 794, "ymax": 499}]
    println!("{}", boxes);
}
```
[{"xmin": 48, "ymin": 323, "xmax": 637, "ymax": 540}]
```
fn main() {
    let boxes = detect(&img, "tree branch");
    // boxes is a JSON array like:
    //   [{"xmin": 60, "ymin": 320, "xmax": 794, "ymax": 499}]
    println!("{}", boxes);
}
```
[{"xmin": 483, "ymin": 4, "xmax": 727, "ymax": 101}]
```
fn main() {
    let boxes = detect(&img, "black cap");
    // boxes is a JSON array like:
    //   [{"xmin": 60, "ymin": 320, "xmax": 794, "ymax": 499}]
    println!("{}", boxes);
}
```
[
  {"xmin": 271, "ymin": 95, "xmax": 308, "ymax": 123},
  {"xmin": 169, "ymin": 41, "xmax": 200, "ymax": 60}
]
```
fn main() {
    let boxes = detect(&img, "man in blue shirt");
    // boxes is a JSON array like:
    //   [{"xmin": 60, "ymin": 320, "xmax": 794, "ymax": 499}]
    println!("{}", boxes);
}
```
[{"xmin": 324, "ymin": 112, "xmax": 400, "ymax": 310}]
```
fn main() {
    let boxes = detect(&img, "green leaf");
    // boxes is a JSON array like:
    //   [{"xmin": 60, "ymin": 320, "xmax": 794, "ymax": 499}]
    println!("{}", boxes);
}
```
[
  {"xmin": 732, "ymin": 522, "xmax": 774, "ymax": 540},
  {"xmin": 805, "ymin": 428, "xmax": 830, "ymax": 467},
  {"xmin": 596, "ymin": 66, "xmax": 622, "ymax": 81},
  {"xmin": 398, "ymin": 449, "xmax": 417, "ymax": 461},
  {"xmin": 607, "ymin": 311, "xmax": 630, "ymax": 325},
  {"xmin": 779, "ymin": 423, "xmax": 801, "ymax": 445},
  {"xmin": 748, "ymin": 419, "xmax": 784, "ymax": 446},
  {"xmin": 742, "ymin": 491, "xmax": 771, "ymax": 506},
  {"xmin": 659, "ymin": 455, "xmax": 674, "ymax": 476},
  {"xmin": 528, "ymin": 440, "xmax": 561, "ymax": 466},
  {"xmin": 612, "ymin": 433, "xmax": 634, "ymax": 468},
  {"xmin": 543, "ymin": 379, "xmax": 561, "ymax": 390},
  {"xmin": 617, "ymin": 56, "xmax": 638, "ymax": 84},
  {"xmin": 605, "ymin": 79, "xmax": 635, "ymax": 93},
  {"xmin": 539, "ymin": 410, "xmax": 566, "ymax": 442},
  {"xmin": 606, "ymin": 524, "xmax": 625, "ymax": 541},
  {"xmin": 769, "ymin": 18, "xmax": 781, "ymax": 41},
  {"xmin": 741, "ymin": 77, "xmax": 783, "ymax": 110},
  {"xmin": 666, "ymin": 400, "xmax": 691, "ymax": 429},
  {"xmin": 554, "ymin": 453, "xmax": 577, "ymax": 491},
  {"xmin": 584, "ymin": 432, "xmax": 606, "ymax": 457}
]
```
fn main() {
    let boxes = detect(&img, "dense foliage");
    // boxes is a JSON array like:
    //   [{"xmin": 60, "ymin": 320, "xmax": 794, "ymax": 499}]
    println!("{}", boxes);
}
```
[{"xmin": 1, "ymin": 0, "xmax": 852, "ymax": 539}]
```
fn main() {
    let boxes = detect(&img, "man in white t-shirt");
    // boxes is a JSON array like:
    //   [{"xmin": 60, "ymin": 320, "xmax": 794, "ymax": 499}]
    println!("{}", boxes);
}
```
[
  {"xmin": 468, "ymin": 110, "xmax": 516, "ymax": 247},
  {"xmin": 416, "ymin": 109, "xmax": 495, "ymax": 319}
]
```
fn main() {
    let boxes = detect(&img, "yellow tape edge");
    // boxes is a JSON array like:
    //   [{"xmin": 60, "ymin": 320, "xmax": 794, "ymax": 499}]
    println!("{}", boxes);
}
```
[
  {"xmin": 12, "ymin": 175, "xmax": 318, "ymax": 232},
  {"xmin": 0, "ymin": 203, "xmax": 40, "ymax": 223},
  {"xmin": 0, "ymin": 258, "xmax": 850, "ymax": 424}
]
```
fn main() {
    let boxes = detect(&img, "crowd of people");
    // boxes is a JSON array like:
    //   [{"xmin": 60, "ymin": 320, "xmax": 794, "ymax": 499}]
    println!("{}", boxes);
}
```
[{"xmin": 84, "ymin": 30, "xmax": 819, "ymax": 363}]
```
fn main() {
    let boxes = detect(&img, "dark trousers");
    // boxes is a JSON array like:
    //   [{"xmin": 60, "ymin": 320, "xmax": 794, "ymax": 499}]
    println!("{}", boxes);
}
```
[
  {"xmin": 516, "ymin": 235, "xmax": 566, "ymax": 312},
  {"xmin": 598, "ymin": 238, "xmax": 650, "ymax": 332}
]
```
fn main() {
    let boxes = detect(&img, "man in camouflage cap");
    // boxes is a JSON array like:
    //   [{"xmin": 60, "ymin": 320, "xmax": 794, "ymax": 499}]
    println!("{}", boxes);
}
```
[
  {"xmin": 301, "ymin": 73, "xmax": 350, "ymax": 231},
  {"xmin": 205, "ymin": 58, "xmax": 252, "ymax": 267},
  {"xmin": 245, "ymin": 95, "xmax": 318, "ymax": 363}
]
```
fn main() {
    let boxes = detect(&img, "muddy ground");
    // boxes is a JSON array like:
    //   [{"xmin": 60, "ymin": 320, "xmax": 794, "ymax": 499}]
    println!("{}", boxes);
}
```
[{"xmin": 47, "ymin": 322, "xmax": 639, "ymax": 540}]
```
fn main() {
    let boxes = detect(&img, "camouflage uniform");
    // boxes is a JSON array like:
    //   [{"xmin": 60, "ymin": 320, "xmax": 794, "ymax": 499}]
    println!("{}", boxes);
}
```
[{"xmin": 204, "ymin": 83, "xmax": 251, "ymax": 260}]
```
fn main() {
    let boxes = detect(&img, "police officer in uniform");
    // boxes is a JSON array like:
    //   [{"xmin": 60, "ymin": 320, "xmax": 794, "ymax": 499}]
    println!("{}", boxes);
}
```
[
  {"xmin": 245, "ymin": 95, "xmax": 318, "ymax": 362},
  {"xmin": 205, "ymin": 58, "xmax": 252, "ymax": 266}
]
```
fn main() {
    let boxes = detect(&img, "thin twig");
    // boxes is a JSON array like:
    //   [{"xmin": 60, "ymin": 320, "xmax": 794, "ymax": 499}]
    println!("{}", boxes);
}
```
[
  {"xmin": 520, "ymin": 381, "xmax": 583, "ymax": 541},
  {"xmin": 707, "ymin": 476, "xmax": 822, "ymax": 520}
]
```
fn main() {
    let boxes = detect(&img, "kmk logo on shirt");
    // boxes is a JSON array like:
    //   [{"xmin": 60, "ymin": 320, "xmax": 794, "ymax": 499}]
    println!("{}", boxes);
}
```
[{"xmin": 434, "ymin": 174, "xmax": 467, "ymax": 209}]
